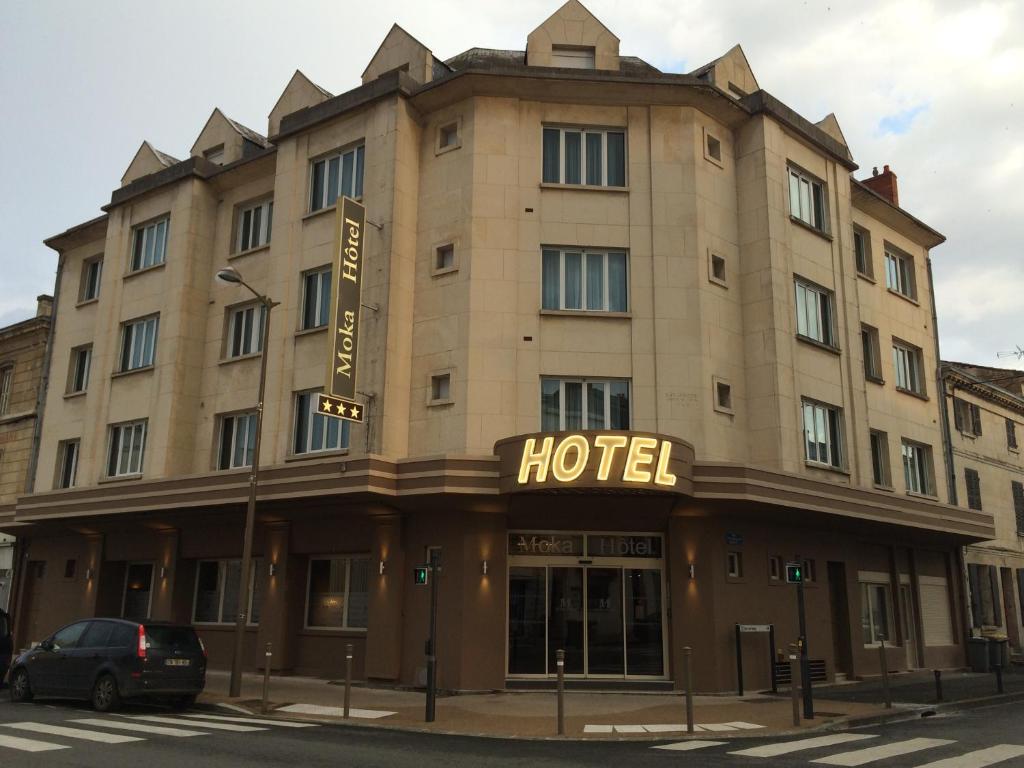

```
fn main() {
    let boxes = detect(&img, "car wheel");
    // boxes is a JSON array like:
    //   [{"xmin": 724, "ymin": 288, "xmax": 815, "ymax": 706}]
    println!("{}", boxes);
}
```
[
  {"xmin": 170, "ymin": 694, "xmax": 198, "ymax": 710},
  {"xmin": 91, "ymin": 674, "xmax": 121, "ymax": 712},
  {"xmin": 9, "ymin": 668, "xmax": 33, "ymax": 703}
]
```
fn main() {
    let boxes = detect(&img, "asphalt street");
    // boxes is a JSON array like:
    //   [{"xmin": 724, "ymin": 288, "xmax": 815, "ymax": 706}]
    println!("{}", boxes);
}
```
[{"xmin": 0, "ymin": 696, "xmax": 1022, "ymax": 767}]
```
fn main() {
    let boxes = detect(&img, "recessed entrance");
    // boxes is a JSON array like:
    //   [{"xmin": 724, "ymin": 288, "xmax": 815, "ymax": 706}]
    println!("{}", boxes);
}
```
[{"xmin": 507, "ymin": 532, "xmax": 666, "ymax": 679}]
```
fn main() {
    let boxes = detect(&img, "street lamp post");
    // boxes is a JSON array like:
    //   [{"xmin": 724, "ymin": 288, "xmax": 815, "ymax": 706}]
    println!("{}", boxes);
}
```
[{"xmin": 216, "ymin": 266, "xmax": 277, "ymax": 698}]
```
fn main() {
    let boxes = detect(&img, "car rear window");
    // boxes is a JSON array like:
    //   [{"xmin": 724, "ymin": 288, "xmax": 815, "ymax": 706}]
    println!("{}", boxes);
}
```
[
  {"xmin": 144, "ymin": 625, "xmax": 201, "ymax": 652},
  {"xmin": 109, "ymin": 623, "xmax": 136, "ymax": 649}
]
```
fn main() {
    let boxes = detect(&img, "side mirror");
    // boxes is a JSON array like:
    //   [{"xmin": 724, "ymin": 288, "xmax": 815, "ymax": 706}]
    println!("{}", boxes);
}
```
[{"xmin": 39, "ymin": 639, "xmax": 54, "ymax": 651}]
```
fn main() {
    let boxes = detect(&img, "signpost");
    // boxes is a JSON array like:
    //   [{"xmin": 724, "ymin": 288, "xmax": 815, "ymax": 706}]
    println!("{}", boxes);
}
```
[
  {"xmin": 421, "ymin": 549, "xmax": 441, "ymax": 722},
  {"xmin": 786, "ymin": 560, "xmax": 814, "ymax": 719}
]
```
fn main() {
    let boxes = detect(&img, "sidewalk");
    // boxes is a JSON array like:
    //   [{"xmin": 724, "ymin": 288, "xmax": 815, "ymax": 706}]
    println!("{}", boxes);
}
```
[
  {"xmin": 199, "ymin": 670, "xmax": 891, "ymax": 739},
  {"xmin": 810, "ymin": 667, "xmax": 1024, "ymax": 705}
]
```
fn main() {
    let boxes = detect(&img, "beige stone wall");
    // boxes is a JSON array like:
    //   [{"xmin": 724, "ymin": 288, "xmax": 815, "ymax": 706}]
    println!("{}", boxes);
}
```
[{"xmin": 0, "ymin": 316, "xmax": 49, "ymax": 504}]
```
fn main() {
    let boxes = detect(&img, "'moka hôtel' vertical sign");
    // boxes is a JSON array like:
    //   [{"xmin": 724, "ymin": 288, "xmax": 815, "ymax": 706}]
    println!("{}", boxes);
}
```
[{"xmin": 316, "ymin": 196, "xmax": 366, "ymax": 424}]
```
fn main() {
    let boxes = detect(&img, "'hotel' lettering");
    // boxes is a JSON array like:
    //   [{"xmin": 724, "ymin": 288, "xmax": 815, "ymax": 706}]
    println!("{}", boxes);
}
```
[{"xmin": 517, "ymin": 434, "xmax": 677, "ymax": 487}]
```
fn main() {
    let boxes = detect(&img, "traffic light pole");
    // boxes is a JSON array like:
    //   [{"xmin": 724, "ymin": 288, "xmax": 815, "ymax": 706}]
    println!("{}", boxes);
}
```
[
  {"xmin": 796, "ymin": 577, "xmax": 814, "ymax": 719},
  {"xmin": 425, "ymin": 549, "xmax": 440, "ymax": 723}
]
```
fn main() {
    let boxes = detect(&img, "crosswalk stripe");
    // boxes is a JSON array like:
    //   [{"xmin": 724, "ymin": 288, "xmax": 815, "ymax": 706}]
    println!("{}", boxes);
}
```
[
  {"xmin": 723, "ymin": 722, "xmax": 766, "ymax": 730},
  {"xmin": 0, "ymin": 734, "xmax": 70, "ymax": 752},
  {"xmin": 181, "ymin": 713, "xmax": 317, "ymax": 728},
  {"xmin": 120, "ymin": 715, "xmax": 267, "ymax": 732},
  {"xmin": 812, "ymin": 738, "xmax": 955, "ymax": 766},
  {"xmin": 908, "ymin": 745, "xmax": 1024, "ymax": 768},
  {"xmin": 71, "ymin": 718, "xmax": 207, "ymax": 737},
  {"xmin": 730, "ymin": 733, "xmax": 878, "ymax": 758},
  {"xmin": 2, "ymin": 722, "xmax": 143, "ymax": 744},
  {"xmin": 653, "ymin": 740, "xmax": 727, "ymax": 751}
]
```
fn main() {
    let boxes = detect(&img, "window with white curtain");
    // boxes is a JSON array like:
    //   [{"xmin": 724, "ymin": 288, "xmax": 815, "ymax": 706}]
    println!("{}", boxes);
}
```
[
  {"xmin": 218, "ymin": 412, "xmax": 257, "ymax": 470},
  {"xmin": 119, "ymin": 315, "xmax": 159, "ymax": 371},
  {"xmin": 885, "ymin": 247, "xmax": 916, "ymax": 299},
  {"xmin": 892, "ymin": 341, "xmax": 925, "ymax": 395},
  {"xmin": 802, "ymin": 399, "xmax": 843, "ymax": 469},
  {"xmin": 788, "ymin": 167, "xmax": 827, "ymax": 232},
  {"xmin": 794, "ymin": 279, "xmax": 835, "ymax": 347},
  {"xmin": 542, "ymin": 127, "xmax": 626, "ymax": 186},
  {"xmin": 541, "ymin": 248, "xmax": 628, "ymax": 312},
  {"xmin": 225, "ymin": 303, "xmax": 266, "ymax": 358},
  {"xmin": 293, "ymin": 390, "xmax": 350, "ymax": 454},
  {"xmin": 901, "ymin": 439, "xmax": 934, "ymax": 495},
  {"xmin": 130, "ymin": 218, "xmax": 168, "ymax": 271},
  {"xmin": 107, "ymin": 420, "xmax": 147, "ymax": 477},
  {"xmin": 540, "ymin": 377, "xmax": 630, "ymax": 431},
  {"xmin": 236, "ymin": 199, "xmax": 273, "ymax": 252},
  {"xmin": 310, "ymin": 145, "xmax": 365, "ymax": 212}
]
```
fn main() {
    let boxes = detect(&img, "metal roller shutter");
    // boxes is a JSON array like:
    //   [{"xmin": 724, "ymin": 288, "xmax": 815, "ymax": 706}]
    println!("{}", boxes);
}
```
[{"xmin": 920, "ymin": 577, "xmax": 954, "ymax": 646}]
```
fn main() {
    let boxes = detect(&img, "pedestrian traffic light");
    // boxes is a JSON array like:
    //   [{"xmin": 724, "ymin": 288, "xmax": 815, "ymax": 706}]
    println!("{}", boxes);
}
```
[
  {"xmin": 413, "ymin": 566, "xmax": 429, "ymax": 585},
  {"xmin": 786, "ymin": 562, "xmax": 804, "ymax": 584}
]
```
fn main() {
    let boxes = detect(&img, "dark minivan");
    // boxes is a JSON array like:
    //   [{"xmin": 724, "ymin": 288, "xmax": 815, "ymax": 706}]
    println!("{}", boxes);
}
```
[{"xmin": 8, "ymin": 618, "xmax": 206, "ymax": 711}]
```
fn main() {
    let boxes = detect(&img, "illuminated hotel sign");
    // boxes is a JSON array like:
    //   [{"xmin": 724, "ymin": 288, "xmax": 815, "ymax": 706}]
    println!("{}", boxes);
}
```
[
  {"xmin": 317, "ymin": 196, "xmax": 365, "ymax": 424},
  {"xmin": 494, "ymin": 431, "xmax": 693, "ymax": 494}
]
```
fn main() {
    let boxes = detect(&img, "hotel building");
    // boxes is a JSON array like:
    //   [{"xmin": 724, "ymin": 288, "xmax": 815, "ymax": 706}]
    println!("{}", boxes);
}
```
[{"xmin": 2, "ymin": 1, "xmax": 994, "ymax": 692}]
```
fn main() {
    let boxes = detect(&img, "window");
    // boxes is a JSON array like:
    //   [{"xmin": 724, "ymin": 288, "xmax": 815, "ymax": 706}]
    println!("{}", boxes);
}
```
[
  {"xmin": 802, "ymin": 559, "xmax": 817, "ymax": 583},
  {"xmin": 869, "ymin": 430, "xmax": 891, "ymax": 487},
  {"xmin": 714, "ymin": 377, "xmax": 733, "ymax": 414},
  {"xmin": 861, "ymin": 582, "xmax": 892, "ymax": 645},
  {"xmin": 861, "ymin": 325, "xmax": 882, "ymax": 382},
  {"xmin": 130, "ymin": 218, "xmax": 168, "ymax": 272},
  {"xmin": 294, "ymin": 390, "xmax": 350, "ymax": 455},
  {"xmin": 1012, "ymin": 481, "xmax": 1024, "ymax": 536},
  {"xmin": 965, "ymin": 468, "xmax": 983, "ymax": 511},
  {"xmin": 301, "ymin": 267, "xmax": 332, "ymax": 330},
  {"xmin": 437, "ymin": 121, "xmax": 460, "ymax": 151},
  {"xmin": 794, "ymin": 279, "xmax": 835, "ymax": 347},
  {"xmin": 107, "ymin": 420, "xmax": 146, "ymax": 477},
  {"xmin": 0, "ymin": 365, "xmax": 12, "ymax": 415},
  {"xmin": 967, "ymin": 564, "xmax": 1001, "ymax": 627},
  {"xmin": 709, "ymin": 253, "xmax": 727, "ymax": 286},
  {"xmin": 434, "ymin": 243, "xmax": 455, "ymax": 273},
  {"xmin": 192, "ymin": 559, "xmax": 263, "ymax": 625},
  {"xmin": 541, "ymin": 248, "xmax": 628, "ymax": 312},
  {"xmin": 226, "ymin": 303, "xmax": 266, "ymax": 358},
  {"xmin": 218, "ymin": 412, "xmax": 257, "ymax": 470},
  {"xmin": 80, "ymin": 257, "xmax": 103, "ymax": 301},
  {"xmin": 541, "ymin": 378, "xmax": 630, "ymax": 431},
  {"xmin": 204, "ymin": 145, "xmax": 225, "ymax": 165},
  {"xmin": 853, "ymin": 227, "xmax": 873, "ymax": 277},
  {"xmin": 236, "ymin": 199, "xmax": 273, "ymax": 252},
  {"xmin": 122, "ymin": 562, "xmax": 153, "ymax": 620},
  {"xmin": 953, "ymin": 397, "xmax": 982, "ymax": 436},
  {"xmin": 1007, "ymin": 419, "xmax": 1019, "ymax": 451},
  {"xmin": 119, "ymin": 315, "xmax": 158, "ymax": 371},
  {"xmin": 56, "ymin": 439, "xmax": 79, "ymax": 489},
  {"xmin": 892, "ymin": 341, "xmax": 925, "ymax": 396},
  {"xmin": 901, "ymin": 439, "xmax": 934, "ymax": 495},
  {"xmin": 50, "ymin": 622, "xmax": 88, "ymax": 650},
  {"xmin": 802, "ymin": 399, "xmax": 843, "ymax": 469},
  {"xmin": 884, "ymin": 247, "xmax": 916, "ymax": 299},
  {"xmin": 429, "ymin": 372, "xmax": 452, "ymax": 404},
  {"xmin": 542, "ymin": 127, "xmax": 626, "ymax": 187},
  {"xmin": 305, "ymin": 556, "xmax": 370, "ymax": 629},
  {"xmin": 727, "ymin": 551, "xmax": 743, "ymax": 578},
  {"xmin": 788, "ymin": 166, "xmax": 827, "ymax": 232},
  {"xmin": 310, "ymin": 144, "xmax": 365, "ymax": 212},
  {"xmin": 68, "ymin": 345, "xmax": 92, "ymax": 393},
  {"xmin": 705, "ymin": 131, "xmax": 722, "ymax": 163},
  {"xmin": 769, "ymin": 556, "xmax": 782, "ymax": 581},
  {"xmin": 551, "ymin": 45, "xmax": 595, "ymax": 69}
]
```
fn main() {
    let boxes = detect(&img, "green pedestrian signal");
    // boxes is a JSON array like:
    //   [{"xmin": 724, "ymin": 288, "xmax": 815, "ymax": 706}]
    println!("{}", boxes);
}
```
[
  {"xmin": 413, "ymin": 566, "xmax": 430, "ymax": 585},
  {"xmin": 786, "ymin": 563, "xmax": 803, "ymax": 583}
]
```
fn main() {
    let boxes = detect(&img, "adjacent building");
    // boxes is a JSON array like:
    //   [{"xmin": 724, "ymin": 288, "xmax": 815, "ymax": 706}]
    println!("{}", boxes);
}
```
[
  {"xmin": 941, "ymin": 362, "xmax": 1024, "ymax": 657},
  {"xmin": 0, "ymin": 295, "xmax": 53, "ymax": 610},
  {"xmin": 1, "ymin": 1, "xmax": 995, "ymax": 692}
]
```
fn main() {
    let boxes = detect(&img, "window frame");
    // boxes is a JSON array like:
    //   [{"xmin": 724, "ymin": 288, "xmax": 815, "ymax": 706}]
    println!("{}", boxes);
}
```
[
  {"xmin": 709, "ymin": 252, "xmax": 728, "ymax": 287},
  {"xmin": 67, "ymin": 344, "xmax": 92, "ymax": 394},
  {"xmin": 217, "ymin": 411, "xmax": 258, "ymax": 470},
  {"xmin": 541, "ymin": 126, "xmax": 627, "ymax": 187},
  {"xmin": 540, "ymin": 376, "xmax": 631, "ymax": 431},
  {"xmin": 129, "ymin": 217, "xmax": 169, "ymax": 273},
  {"xmin": 107, "ymin": 419, "xmax": 147, "ymax": 478},
  {"xmin": 433, "ymin": 242, "xmax": 457, "ymax": 275},
  {"xmin": 0, "ymin": 364, "xmax": 12, "ymax": 415},
  {"xmin": 901, "ymin": 439, "xmax": 935, "ymax": 496},
  {"xmin": 436, "ymin": 118, "xmax": 462, "ymax": 154},
  {"xmin": 794, "ymin": 278, "xmax": 837, "ymax": 348},
  {"xmin": 300, "ymin": 266, "xmax": 332, "ymax": 331},
  {"xmin": 965, "ymin": 468, "xmax": 983, "ymax": 511},
  {"xmin": 309, "ymin": 143, "xmax": 365, "ymax": 213},
  {"xmin": 293, "ymin": 389, "xmax": 350, "ymax": 456},
  {"xmin": 541, "ymin": 247, "xmax": 629, "ymax": 313},
  {"xmin": 953, "ymin": 397, "xmax": 983, "ymax": 437},
  {"xmin": 860, "ymin": 580, "xmax": 893, "ymax": 646},
  {"xmin": 801, "ymin": 398, "xmax": 844, "ymax": 470},
  {"xmin": 428, "ymin": 370, "xmax": 453, "ymax": 406},
  {"xmin": 56, "ymin": 439, "xmax": 80, "ymax": 489},
  {"xmin": 119, "ymin": 315, "xmax": 159, "ymax": 372},
  {"xmin": 225, "ymin": 302, "xmax": 266, "ymax": 359},
  {"xmin": 235, "ymin": 198, "xmax": 273, "ymax": 254},
  {"xmin": 861, "ymin": 324, "xmax": 883, "ymax": 383},
  {"xmin": 303, "ymin": 555, "xmax": 371, "ymax": 630},
  {"xmin": 191, "ymin": 558, "xmax": 262, "ymax": 626},
  {"xmin": 892, "ymin": 340, "xmax": 926, "ymax": 396},
  {"xmin": 1007, "ymin": 418, "xmax": 1019, "ymax": 451},
  {"xmin": 80, "ymin": 256, "xmax": 103, "ymax": 302},
  {"xmin": 713, "ymin": 376, "xmax": 734, "ymax": 415},
  {"xmin": 787, "ymin": 165, "xmax": 829, "ymax": 233},
  {"xmin": 853, "ymin": 226, "xmax": 873, "ymax": 278},
  {"xmin": 869, "ymin": 429, "xmax": 892, "ymax": 488},
  {"xmin": 726, "ymin": 551, "xmax": 744, "ymax": 579},
  {"xmin": 884, "ymin": 245, "xmax": 917, "ymax": 300}
]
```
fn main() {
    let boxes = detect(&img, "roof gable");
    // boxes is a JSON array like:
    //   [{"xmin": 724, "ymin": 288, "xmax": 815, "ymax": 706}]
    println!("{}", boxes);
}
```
[
  {"xmin": 121, "ymin": 140, "xmax": 179, "ymax": 186},
  {"xmin": 362, "ymin": 23, "xmax": 436, "ymax": 85},
  {"xmin": 268, "ymin": 70, "xmax": 333, "ymax": 138},
  {"xmin": 690, "ymin": 44, "xmax": 758, "ymax": 97},
  {"xmin": 190, "ymin": 108, "xmax": 269, "ymax": 166},
  {"xmin": 526, "ymin": 0, "xmax": 620, "ymax": 70},
  {"xmin": 815, "ymin": 113, "xmax": 853, "ymax": 161}
]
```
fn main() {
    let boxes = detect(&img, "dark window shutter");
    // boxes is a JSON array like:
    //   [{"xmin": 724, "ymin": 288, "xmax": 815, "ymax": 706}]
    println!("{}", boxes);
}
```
[
  {"xmin": 989, "ymin": 566, "xmax": 1002, "ymax": 626},
  {"xmin": 1018, "ymin": 570, "xmax": 1024, "ymax": 621},
  {"xmin": 1007, "ymin": 419, "xmax": 1018, "ymax": 450},
  {"xmin": 968, "ymin": 564, "xmax": 983, "ymax": 627},
  {"xmin": 953, "ymin": 399, "xmax": 964, "ymax": 431},
  {"xmin": 965, "ymin": 469, "xmax": 982, "ymax": 511},
  {"xmin": 1013, "ymin": 482, "xmax": 1024, "ymax": 535},
  {"xmin": 971, "ymin": 405, "xmax": 983, "ymax": 436}
]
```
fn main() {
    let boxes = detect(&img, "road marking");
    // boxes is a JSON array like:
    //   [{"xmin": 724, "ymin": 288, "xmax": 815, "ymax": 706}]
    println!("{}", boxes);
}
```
[
  {"xmin": 723, "ymin": 722, "xmax": 766, "ymax": 730},
  {"xmin": 584, "ymin": 725, "xmax": 613, "ymax": 733},
  {"xmin": 182, "ymin": 713, "xmax": 318, "ymax": 728},
  {"xmin": 909, "ymin": 745, "xmax": 1024, "ymax": 768},
  {"xmin": 0, "ymin": 734, "xmax": 70, "ymax": 752},
  {"xmin": 277, "ymin": 703, "xmax": 396, "ymax": 719},
  {"xmin": 730, "ymin": 733, "xmax": 878, "ymax": 758},
  {"xmin": 615, "ymin": 725, "xmax": 647, "ymax": 733},
  {"xmin": 643, "ymin": 724, "xmax": 687, "ymax": 733},
  {"xmin": 71, "ymin": 718, "xmax": 207, "ymax": 737},
  {"xmin": 653, "ymin": 740, "xmax": 727, "ymax": 751},
  {"xmin": 120, "ymin": 715, "xmax": 267, "ymax": 732},
  {"xmin": 2, "ymin": 722, "xmax": 143, "ymax": 744},
  {"xmin": 701, "ymin": 723, "xmax": 740, "ymax": 732},
  {"xmin": 812, "ymin": 738, "xmax": 955, "ymax": 766}
]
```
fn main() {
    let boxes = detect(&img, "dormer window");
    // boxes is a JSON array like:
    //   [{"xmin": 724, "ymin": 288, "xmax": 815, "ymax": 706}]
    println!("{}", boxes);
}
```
[
  {"xmin": 204, "ymin": 145, "xmax": 225, "ymax": 165},
  {"xmin": 551, "ymin": 46, "xmax": 595, "ymax": 69}
]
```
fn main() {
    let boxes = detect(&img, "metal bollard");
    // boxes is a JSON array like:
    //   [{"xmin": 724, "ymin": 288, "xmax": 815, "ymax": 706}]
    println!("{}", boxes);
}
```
[
  {"xmin": 995, "ymin": 664, "xmax": 1004, "ymax": 695},
  {"xmin": 683, "ymin": 646, "xmax": 695, "ymax": 733},
  {"xmin": 789, "ymin": 643, "xmax": 800, "ymax": 727},
  {"xmin": 934, "ymin": 669, "xmax": 943, "ymax": 702},
  {"xmin": 556, "ymin": 649, "xmax": 565, "ymax": 736},
  {"xmin": 261, "ymin": 643, "xmax": 272, "ymax": 714},
  {"xmin": 878, "ymin": 638, "xmax": 891, "ymax": 709},
  {"xmin": 344, "ymin": 643, "xmax": 353, "ymax": 719}
]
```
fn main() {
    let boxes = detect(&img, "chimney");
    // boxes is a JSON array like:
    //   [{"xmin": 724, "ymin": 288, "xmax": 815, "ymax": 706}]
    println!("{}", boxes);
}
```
[
  {"xmin": 36, "ymin": 294, "xmax": 53, "ymax": 318},
  {"xmin": 860, "ymin": 164, "xmax": 899, "ymax": 206}
]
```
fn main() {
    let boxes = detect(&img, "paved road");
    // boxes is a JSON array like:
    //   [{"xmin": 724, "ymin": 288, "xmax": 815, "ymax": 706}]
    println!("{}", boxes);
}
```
[{"xmin": 0, "ymin": 697, "xmax": 1022, "ymax": 767}]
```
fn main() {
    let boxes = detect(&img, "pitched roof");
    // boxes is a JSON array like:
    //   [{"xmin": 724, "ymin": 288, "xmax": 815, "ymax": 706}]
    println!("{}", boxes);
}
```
[
  {"xmin": 222, "ymin": 113, "xmax": 270, "ymax": 148},
  {"xmin": 149, "ymin": 143, "xmax": 180, "ymax": 167},
  {"xmin": 445, "ymin": 47, "xmax": 660, "ymax": 75}
]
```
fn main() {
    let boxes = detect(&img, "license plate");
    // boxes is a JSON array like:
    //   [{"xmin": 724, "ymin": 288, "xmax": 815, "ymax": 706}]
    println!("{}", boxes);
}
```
[{"xmin": 165, "ymin": 658, "xmax": 191, "ymax": 667}]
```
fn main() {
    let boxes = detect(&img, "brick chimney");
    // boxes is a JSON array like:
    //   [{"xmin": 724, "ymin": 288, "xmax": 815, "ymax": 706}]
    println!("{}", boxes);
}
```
[
  {"xmin": 36, "ymin": 294, "xmax": 53, "ymax": 317},
  {"xmin": 861, "ymin": 164, "xmax": 899, "ymax": 206}
]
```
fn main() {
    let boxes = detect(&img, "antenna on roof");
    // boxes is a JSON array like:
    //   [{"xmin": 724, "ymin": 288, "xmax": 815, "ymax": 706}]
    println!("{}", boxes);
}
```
[{"xmin": 996, "ymin": 345, "xmax": 1024, "ymax": 361}]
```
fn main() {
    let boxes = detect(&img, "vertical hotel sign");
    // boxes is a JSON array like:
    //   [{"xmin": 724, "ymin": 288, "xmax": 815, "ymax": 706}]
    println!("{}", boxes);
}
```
[{"xmin": 316, "ymin": 196, "xmax": 366, "ymax": 423}]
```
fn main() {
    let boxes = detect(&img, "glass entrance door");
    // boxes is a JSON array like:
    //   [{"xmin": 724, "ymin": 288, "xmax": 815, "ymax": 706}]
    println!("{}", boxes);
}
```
[{"xmin": 549, "ymin": 567, "xmax": 585, "ymax": 674}]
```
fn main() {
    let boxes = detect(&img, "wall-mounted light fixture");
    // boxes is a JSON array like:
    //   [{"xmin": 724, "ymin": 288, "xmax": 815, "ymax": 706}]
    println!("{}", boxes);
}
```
[
  {"xmin": 688, "ymin": 563, "xmax": 696, "ymax": 580},
  {"xmin": 269, "ymin": 562, "xmax": 277, "ymax": 577},
  {"xmin": 379, "ymin": 559, "xmax": 386, "ymax": 576},
  {"xmin": 85, "ymin": 567, "xmax": 94, "ymax": 581},
  {"xmin": 159, "ymin": 566, "xmax": 167, "ymax": 580},
  {"xmin": 481, "ymin": 560, "xmax": 489, "ymax": 576}
]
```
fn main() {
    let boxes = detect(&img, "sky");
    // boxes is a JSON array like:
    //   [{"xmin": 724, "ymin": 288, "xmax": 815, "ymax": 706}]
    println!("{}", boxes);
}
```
[{"xmin": 1, "ymin": 0, "xmax": 1021, "ymax": 369}]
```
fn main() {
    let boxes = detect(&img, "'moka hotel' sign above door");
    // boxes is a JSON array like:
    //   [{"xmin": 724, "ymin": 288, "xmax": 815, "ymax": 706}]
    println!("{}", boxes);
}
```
[{"xmin": 494, "ymin": 431, "xmax": 694, "ymax": 495}]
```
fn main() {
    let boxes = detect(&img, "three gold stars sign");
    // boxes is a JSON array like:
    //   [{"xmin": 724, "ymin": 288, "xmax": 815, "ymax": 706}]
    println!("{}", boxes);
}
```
[{"xmin": 319, "ymin": 196, "xmax": 366, "ymax": 424}]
